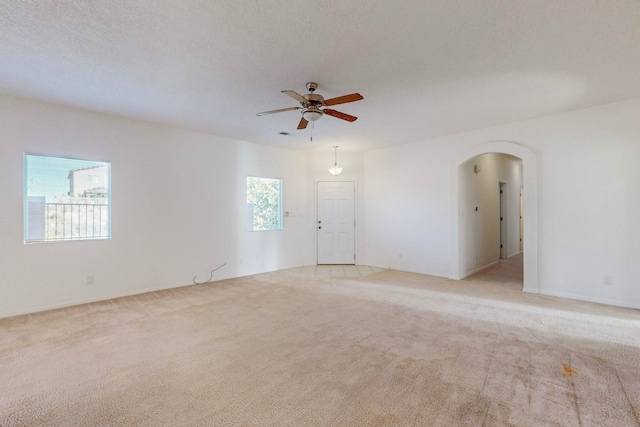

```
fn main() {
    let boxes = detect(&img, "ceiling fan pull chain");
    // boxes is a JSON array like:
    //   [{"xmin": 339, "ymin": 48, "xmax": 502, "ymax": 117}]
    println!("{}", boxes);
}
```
[{"xmin": 310, "ymin": 121, "xmax": 314, "ymax": 142}]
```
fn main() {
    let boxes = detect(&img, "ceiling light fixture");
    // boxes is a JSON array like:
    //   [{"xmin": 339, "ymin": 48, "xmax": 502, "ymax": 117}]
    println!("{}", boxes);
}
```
[
  {"xmin": 328, "ymin": 145, "xmax": 343, "ymax": 176},
  {"xmin": 302, "ymin": 107, "xmax": 323, "ymax": 122}
]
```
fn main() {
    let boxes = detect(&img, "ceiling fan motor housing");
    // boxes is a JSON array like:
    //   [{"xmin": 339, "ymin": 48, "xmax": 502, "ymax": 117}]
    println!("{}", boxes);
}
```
[{"xmin": 304, "ymin": 93, "xmax": 325, "ymax": 106}]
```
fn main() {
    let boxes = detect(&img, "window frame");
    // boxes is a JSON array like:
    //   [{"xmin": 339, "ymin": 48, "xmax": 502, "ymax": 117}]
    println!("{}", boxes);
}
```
[
  {"xmin": 23, "ymin": 152, "xmax": 112, "ymax": 244},
  {"xmin": 246, "ymin": 175, "xmax": 283, "ymax": 232}
]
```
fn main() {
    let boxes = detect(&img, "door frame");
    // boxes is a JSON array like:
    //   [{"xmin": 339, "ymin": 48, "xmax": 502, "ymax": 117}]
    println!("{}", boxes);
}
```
[
  {"xmin": 315, "ymin": 180, "xmax": 358, "ymax": 265},
  {"xmin": 520, "ymin": 187, "xmax": 524, "ymax": 252},
  {"xmin": 449, "ymin": 141, "xmax": 538, "ymax": 293},
  {"xmin": 499, "ymin": 180, "xmax": 507, "ymax": 259}
]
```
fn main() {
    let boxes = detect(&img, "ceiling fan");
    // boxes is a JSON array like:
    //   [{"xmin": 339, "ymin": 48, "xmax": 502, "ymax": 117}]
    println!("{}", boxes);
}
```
[{"xmin": 257, "ymin": 82, "xmax": 363, "ymax": 130}]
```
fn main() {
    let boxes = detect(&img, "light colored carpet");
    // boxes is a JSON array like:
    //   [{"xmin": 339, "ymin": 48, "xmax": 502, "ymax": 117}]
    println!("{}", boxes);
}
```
[{"xmin": 1, "ymin": 259, "xmax": 639, "ymax": 426}]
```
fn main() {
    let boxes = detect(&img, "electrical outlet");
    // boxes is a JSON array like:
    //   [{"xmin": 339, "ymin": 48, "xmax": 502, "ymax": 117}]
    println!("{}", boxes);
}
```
[
  {"xmin": 86, "ymin": 275, "xmax": 94, "ymax": 285},
  {"xmin": 603, "ymin": 275, "xmax": 613, "ymax": 286}
]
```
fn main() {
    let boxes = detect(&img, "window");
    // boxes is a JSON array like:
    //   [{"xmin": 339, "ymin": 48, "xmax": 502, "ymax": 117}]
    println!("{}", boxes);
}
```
[
  {"xmin": 24, "ymin": 154, "xmax": 111, "ymax": 243},
  {"xmin": 247, "ymin": 176, "xmax": 282, "ymax": 231}
]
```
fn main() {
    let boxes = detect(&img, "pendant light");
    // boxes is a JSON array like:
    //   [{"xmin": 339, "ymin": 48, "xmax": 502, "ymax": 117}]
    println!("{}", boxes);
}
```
[{"xmin": 328, "ymin": 145, "xmax": 344, "ymax": 176}]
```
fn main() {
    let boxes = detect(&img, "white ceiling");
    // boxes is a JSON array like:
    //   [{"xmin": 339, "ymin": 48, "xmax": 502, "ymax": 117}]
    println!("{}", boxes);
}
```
[{"xmin": 1, "ymin": 1, "xmax": 639, "ymax": 152}]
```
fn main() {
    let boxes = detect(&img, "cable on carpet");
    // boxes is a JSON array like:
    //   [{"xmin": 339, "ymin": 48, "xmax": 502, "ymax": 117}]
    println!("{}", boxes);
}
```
[{"xmin": 193, "ymin": 262, "xmax": 227, "ymax": 284}]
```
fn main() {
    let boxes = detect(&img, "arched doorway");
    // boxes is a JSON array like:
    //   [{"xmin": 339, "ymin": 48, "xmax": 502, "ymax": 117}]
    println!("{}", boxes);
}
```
[{"xmin": 449, "ymin": 141, "xmax": 538, "ymax": 293}]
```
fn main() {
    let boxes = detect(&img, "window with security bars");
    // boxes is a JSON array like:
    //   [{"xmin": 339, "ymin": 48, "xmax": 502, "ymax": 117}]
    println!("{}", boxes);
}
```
[{"xmin": 24, "ymin": 154, "xmax": 111, "ymax": 243}]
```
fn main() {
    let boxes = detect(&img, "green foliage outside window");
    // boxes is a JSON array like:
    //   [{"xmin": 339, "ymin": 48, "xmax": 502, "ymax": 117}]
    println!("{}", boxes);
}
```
[{"xmin": 247, "ymin": 177, "xmax": 282, "ymax": 231}]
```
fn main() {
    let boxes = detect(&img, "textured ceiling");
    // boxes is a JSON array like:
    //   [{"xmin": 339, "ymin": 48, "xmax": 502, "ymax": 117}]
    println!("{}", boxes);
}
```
[{"xmin": 1, "ymin": 0, "xmax": 639, "ymax": 151}]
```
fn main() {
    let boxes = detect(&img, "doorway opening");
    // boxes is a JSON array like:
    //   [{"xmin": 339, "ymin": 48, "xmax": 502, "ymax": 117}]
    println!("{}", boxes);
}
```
[{"xmin": 449, "ymin": 141, "xmax": 538, "ymax": 293}]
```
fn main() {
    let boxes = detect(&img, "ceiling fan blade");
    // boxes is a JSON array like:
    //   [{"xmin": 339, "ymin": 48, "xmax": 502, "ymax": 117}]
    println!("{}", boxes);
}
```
[
  {"xmin": 282, "ymin": 90, "xmax": 307, "ymax": 104},
  {"xmin": 256, "ymin": 106, "xmax": 301, "ymax": 116},
  {"xmin": 323, "ymin": 93, "xmax": 363, "ymax": 106},
  {"xmin": 297, "ymin": 117, "xmax": 309, "ymax": 129},
  {"xmin": 323, "ymin": 108, "xmax": 358, "ymax": 122}
]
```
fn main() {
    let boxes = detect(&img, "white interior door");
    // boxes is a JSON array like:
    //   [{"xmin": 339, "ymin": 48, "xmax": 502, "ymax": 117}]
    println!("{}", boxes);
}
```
[{"xmin": 317, "ymin": 181, "xmax": 355, "ymax": 264}]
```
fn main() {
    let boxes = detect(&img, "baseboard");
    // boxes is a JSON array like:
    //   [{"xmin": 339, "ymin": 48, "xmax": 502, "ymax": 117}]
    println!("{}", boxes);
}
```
[
  {"xmin": 12, "ymin": 267, "xmax": 636, "ymax": 317},
  {"xmin": 539, "ymin": 289, "xmax": 640, "ymax": 310},
  {"xmin": 0, "ymin": 278, "xmax": 224, "ymax": 320},
  {"xmin": 361, "ymin": 263, "xmax": 450, "ymax": 280},
  {"xmin": 455, "ymin": 260, "xmax": 499, "ymax": 280},
  {"xmin": 507, "ymin": 250, "xmax": 522, "ymax": 259},
  {"xmin": 0, "ymin": 265, "xmax": 319, "ymax": 319},
  {"xmin": 399, "ymin": 268, "xmax": 450, "ymax": 279}
]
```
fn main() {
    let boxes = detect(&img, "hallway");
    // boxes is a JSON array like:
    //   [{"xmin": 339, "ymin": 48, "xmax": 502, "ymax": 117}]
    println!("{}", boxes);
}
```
[{"xmin": 467, "ymin": 253, "xmax": 524, "ymax": 291}]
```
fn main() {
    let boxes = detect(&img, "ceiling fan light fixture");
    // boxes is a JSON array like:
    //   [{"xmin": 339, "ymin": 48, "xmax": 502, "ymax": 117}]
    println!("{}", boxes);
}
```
[
  {"xmin": 328, "ymin": 145, "xmax": 344, "ymax": 176},
  {"xmin": 302, "ymin": 108, "xmax": 323, "ymax": 122}
]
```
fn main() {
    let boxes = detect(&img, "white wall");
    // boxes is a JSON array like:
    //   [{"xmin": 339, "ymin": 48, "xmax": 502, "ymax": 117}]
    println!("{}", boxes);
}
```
[
  {"xmin": 235, "ymin": 142, "xmax": 314, "ymax": 276},
  {"xmin": 2, "ymin": 93, "xmax": 640, "ymax": 314},
  {"xmin": 0, "ymin": 94, "xmax": 315, "ymax": 317},
  {"xmin": 362, "ymin": 141, "xmax": 451, "ymax": 276},
  {"xmin": 362, "ymin": 98, "xmax": 640, "ymax": 309},
  {"xmin": 459, "ymin": 153, "xmax": 522, "ymax": 276}
]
